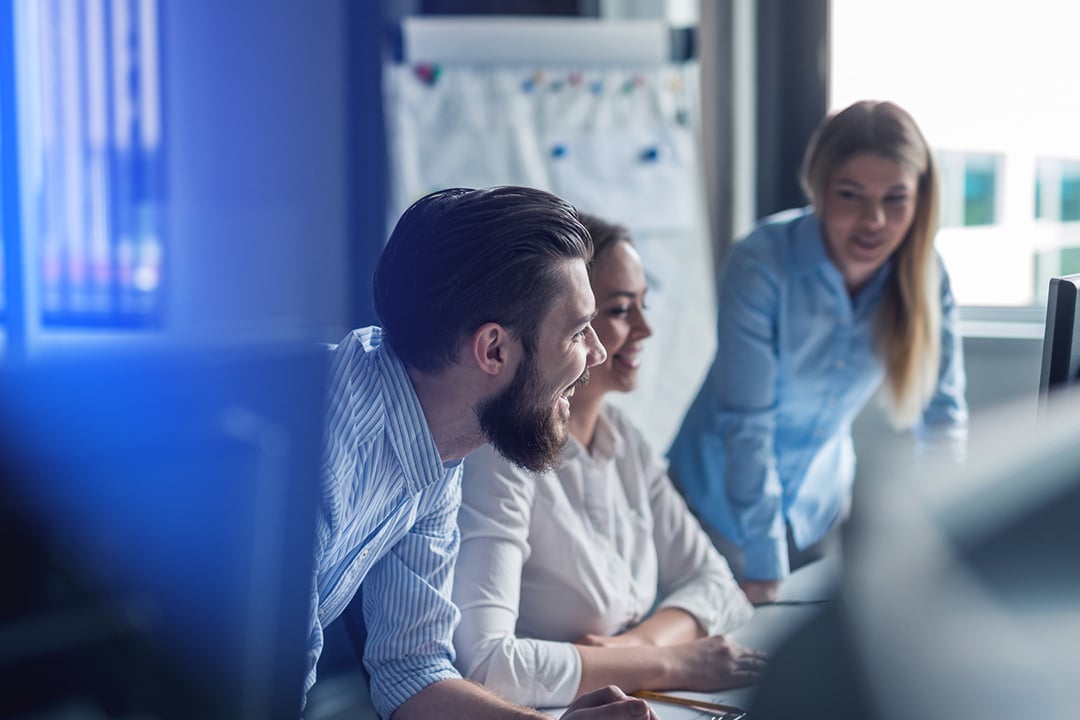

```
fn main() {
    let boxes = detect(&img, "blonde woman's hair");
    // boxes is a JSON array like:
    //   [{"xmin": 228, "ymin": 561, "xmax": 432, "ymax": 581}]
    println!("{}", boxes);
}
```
[{"xmin": 800, "ymin": 100, "xmax": 941, "ymax": 428}]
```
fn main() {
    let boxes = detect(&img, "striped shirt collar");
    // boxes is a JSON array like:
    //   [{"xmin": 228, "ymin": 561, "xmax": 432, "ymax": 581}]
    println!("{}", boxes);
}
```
[{"xmin": 369, "ymin": 331, "xmax": 453, "ymax": 494}]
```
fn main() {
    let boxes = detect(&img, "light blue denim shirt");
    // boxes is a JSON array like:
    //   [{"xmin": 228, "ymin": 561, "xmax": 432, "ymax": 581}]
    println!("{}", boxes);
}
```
[
  {"xmin": 306, "ymin": 327, "xmax": 462, "ymax": 718},
  {"xmin": 668, "ymin": 207, "xmax": 967, "ymax": 581}
]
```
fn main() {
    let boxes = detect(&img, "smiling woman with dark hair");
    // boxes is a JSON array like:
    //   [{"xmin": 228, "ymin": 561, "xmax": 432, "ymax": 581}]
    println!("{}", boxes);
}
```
[{"xmin": 452, "ymin": 212, "xmax": 763, "ymax": 709}]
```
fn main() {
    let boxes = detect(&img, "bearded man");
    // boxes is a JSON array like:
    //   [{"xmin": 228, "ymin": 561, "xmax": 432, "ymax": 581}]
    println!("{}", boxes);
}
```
[{"xmin": 309, "ymin": 186, "xmax": 657, "ymax": 720}]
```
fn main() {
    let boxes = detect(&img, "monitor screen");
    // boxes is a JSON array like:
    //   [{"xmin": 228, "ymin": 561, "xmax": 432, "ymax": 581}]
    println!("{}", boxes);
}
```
[
  {"xmin": 0, "ymin": 344, "xmax": 324, "ymax": 719},
  {"xmin": 1039, "ymin": 273, "xmax": 1080, "ymax": 399}
]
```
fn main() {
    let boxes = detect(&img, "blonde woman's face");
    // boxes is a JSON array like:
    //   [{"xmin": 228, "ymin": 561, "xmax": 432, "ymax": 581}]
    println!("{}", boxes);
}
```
[{"xmin": 820, "ymin": 152, "xmax": 919, "ymax": 294}]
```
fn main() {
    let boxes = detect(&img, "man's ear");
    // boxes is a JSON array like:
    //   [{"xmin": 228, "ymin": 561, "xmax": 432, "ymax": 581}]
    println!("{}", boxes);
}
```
[{"xmin": 470, "ymin": 323, "xmax": 515, "ymax": 377}]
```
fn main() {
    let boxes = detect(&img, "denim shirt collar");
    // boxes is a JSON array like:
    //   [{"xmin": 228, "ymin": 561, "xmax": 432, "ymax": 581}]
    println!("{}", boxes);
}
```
[{"xmin": 790, "ymin": 206, "xmax": 893, "ymax": 307}]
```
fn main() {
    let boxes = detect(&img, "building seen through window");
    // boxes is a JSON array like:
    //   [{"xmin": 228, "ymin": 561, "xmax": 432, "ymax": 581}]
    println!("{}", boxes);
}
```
[{"xmin": 938, "ymin": 151, "xmax": 1000, "ymax": 229}]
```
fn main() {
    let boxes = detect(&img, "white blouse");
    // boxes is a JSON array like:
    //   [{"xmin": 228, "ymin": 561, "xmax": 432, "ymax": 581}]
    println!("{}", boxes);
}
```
[{"xmin": 453, "ymin": 403, "xmax": 753, "ymax": 707}]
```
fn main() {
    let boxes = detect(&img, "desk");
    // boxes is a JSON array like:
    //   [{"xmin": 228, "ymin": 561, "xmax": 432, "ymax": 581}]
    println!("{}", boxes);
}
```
[{"xmin": 544, "ymin": 553, "xmax": 842, "ymax": 719}]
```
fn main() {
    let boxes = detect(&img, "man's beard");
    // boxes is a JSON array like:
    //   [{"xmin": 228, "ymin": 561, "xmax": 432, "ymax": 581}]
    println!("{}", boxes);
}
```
[{"xmin": 477, "ymin": 352, "xmax": 588, "ymax": 473}]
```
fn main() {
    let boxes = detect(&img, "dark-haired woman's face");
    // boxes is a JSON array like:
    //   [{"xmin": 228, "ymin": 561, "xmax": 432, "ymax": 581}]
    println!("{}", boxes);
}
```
[
  {"xmin": 579, "ymin": 240, "xmax": 652, "ymax": 399},
  {"xmin": 821, "ymin": 152, "xmax": 919, "ymax": 294}
]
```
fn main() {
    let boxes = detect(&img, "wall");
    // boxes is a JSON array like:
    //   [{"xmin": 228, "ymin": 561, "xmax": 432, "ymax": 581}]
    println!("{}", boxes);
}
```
[{"xmin": 165, "ymin": 1, "xmax": 350, "ymax": 345}]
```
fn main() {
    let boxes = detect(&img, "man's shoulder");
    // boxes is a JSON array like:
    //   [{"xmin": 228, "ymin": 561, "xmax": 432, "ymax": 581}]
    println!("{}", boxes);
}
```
[
  {"xmin": 331, "ymin": 326, "xmax": 385, "ymax": 359},
  {"xmin": 325, "ymin": 326, "xmax": 393, "ymax": 436},
  {"xmin": 330, "ymin": 326, "xmax": 392, "ymax": 380}
]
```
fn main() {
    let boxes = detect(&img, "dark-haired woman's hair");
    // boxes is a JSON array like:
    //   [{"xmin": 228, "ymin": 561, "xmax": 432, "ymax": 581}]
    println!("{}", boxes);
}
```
[{"xmin": 577, "ymin": 212, "xmax": 634, "ymax": 274}]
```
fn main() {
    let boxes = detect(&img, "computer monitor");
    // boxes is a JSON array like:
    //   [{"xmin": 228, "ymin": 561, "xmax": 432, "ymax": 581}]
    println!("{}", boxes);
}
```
[
  {"xmin": 1039, "ymin": 273, "xmax": 1080, "ymax": 399},
  {"xmin": 0, "ymin": 344, "xmax": 324, "ymax": 719}
]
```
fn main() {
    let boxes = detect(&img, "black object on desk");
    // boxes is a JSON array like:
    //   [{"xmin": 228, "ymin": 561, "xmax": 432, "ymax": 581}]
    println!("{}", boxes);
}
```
[{"xmin": 746, "ymin": 599, "xmax": 874, "ymax": 720}]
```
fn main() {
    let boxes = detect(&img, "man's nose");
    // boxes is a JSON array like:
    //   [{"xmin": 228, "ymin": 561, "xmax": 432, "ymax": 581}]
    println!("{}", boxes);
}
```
[{"xmin": 586, "ymin": 325, "xmax": 607, "ymax": 367}]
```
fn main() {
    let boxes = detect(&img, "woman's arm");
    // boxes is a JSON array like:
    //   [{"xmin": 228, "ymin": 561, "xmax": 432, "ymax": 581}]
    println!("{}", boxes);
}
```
[
  {"xmin": 454, "ymin": 446, "xmax": 582, "ymax": 708},
  {"xmin": 916, "ymin": 255, "xmax": 969, "ymax": 461},
  {"xmin": 577, "ymin": 606, "xmax": 705, "ymax": 648},
  {"xmin": 710, "ymin": 241, "xmax": 789, "ymax": 582},
  {"xmin": 574, "ymin": 636, "xmax": 767, "ymax": 697}
]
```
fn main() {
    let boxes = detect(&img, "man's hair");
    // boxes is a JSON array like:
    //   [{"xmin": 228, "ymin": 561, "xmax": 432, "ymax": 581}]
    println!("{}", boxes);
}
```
[{"xmin": 373, "ymin": 186, "xmax": 593, "ymax": 373}]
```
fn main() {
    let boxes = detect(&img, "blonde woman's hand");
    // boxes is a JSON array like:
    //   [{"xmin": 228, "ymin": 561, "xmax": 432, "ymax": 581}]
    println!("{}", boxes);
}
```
[{"xmin": 739, "ymin": 579, "xmax": 782, "ymax": 605}]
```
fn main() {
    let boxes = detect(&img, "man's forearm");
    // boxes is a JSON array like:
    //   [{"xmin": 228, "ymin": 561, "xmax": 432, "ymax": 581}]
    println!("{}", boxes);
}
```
[
  {"xmin": 395, "ymin": 677, "xmax": 659, "ymax": 720},
  {"xmin": 392, "ymin": 678, "xmax": 546, "ymax": 720}
]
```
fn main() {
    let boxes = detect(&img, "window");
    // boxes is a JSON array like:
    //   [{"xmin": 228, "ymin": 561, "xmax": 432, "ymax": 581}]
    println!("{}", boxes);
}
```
[
  {"xmin": 12, "ymin": 0, "xmax": 165, "ymax": 330},
  {"xmin": 1033, "ymin": 157, "xmax": 1080, "ymax": 293},
  {"xmin": 939, "ymin": 151, "xmax": 1001, "ymax": 228},
  {"xmin": 1035, "ymin": 158, "xmax": 1080, "ymax": 222},
  {"xmin": 831, "ymin": 0, "xmax": 1080, "ymax": 309}
]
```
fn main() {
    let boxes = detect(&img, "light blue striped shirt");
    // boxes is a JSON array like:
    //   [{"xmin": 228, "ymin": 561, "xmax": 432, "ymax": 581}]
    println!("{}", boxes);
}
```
[
  {"xmin": 306, "ymin": 327, "xmax": 462, "ymax": 718},
  {"xmin": 668, "ymin": 207, "xmax": 967, "ymax": 582}
]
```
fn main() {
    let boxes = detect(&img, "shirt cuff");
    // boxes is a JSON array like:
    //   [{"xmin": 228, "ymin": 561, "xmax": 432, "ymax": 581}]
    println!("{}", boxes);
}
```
[
  {"xmin": 742, "ymin": 537, "xmax": 790, "ymax": 581},
  {"xmin": 462, "ymin": 637, "xmax": 583, "ymax": 708},
  {"xmin": 659, "ymin": 582, "xmax": 753, "ymax": 637},
  {"xmin": 369, "ymin": 661, "xmax": 461, "ymax": 720}
]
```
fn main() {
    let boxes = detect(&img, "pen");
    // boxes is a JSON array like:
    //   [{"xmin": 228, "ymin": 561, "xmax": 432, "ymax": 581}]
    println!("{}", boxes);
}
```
[{"xmin": 631, "ymin": 690, "xmax": 747, "ymax": 716}]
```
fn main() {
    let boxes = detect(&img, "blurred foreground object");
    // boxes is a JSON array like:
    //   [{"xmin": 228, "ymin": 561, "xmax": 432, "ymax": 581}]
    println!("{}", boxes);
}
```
[{"xmin": 0, "ymin": 344, "xmax": 324, "ymax": 719}]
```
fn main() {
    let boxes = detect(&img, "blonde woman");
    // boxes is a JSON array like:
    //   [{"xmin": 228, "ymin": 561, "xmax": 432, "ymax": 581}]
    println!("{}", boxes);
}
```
[
  {"xmin": 452, "ymin": 213, "xmax": 763, "ymax": 709},
  {"xmin": 668, "ymin": 100, "xmax": 968, "ymax": 604}
]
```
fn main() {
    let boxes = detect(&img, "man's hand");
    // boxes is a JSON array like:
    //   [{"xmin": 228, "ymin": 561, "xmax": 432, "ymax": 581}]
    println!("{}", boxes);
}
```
[
  {"xmin": 560, "ymin": 686, "xmax": 658, "ymax": 719},
  {"xmin": 739, "ymin": 579, "xmax": 782, "ymax": 605}
]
